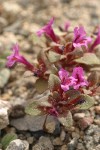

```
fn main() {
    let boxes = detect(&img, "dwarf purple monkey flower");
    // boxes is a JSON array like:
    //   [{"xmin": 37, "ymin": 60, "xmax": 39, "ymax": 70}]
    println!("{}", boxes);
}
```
[
  {"xmin": 73, "ymin": 26, "xmax": 92, "ymax": 48},
  {"xmin": 7, "ymin": 44, "xmax": 34, "ymax": 71},
  {"xmin": 72, "ymin": 67, "xmax": 89, "ymax": 89},
  {"xmin": 59, "ymin": 67, "xmax": 88, "ymax": 91},
  {"xmin": 58, "ymin": 68, "xmax": 76, "ymax": 91},
  {"xmin": 36, "ymin": 18, "xmax": 59, "ymax": 43}
]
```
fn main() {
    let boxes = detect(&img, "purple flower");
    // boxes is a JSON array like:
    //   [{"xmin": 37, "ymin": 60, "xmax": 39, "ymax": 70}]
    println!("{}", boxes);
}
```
[
  {"xmin": 72, "ymin": 67, "xmax": 88, "ymax": 89},
  {"xmin": 64, "ymin": 21, "xmax": 70, "ymax": 32},
  {"xmin": 7, "ymin": 44, "xmax": 34, "ymax": 71},
  {"xmin": 73, "ymin": 26, "xmax": 92, "ymax": 48},
  {"xmin": 89, "ymin": 27, "xmax": 100, "ymax": 52},
  {"xmin": 58, "ymin": 67, "xmax": 88, "ymax": 91},
  {"xmin": 36, "ymin": 18, "xmax": 58, "ymax": 43},
  {"xmin": 59, "ymin": 68, "xmax": 76, "ymax": 91}
]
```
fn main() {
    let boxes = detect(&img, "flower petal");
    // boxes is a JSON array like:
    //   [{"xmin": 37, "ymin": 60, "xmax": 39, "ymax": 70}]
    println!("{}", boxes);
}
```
[
  {"xmin": 73, "ymin": 26, "xmax": 92, "ymax": 49},
  {"xmin": 36, "ymin": 18, "xmax": 58, "ymax": 42},
  {"xmin": 58, "ymin": 68, "xmax": 69, "ymax": 81}
]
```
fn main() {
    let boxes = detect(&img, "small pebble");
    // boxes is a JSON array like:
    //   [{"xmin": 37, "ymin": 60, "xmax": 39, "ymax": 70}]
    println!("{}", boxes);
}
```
[
  {"xmin": 78, "ymin": 117, "xmax": 93, "ymax": 130},
  {"xmin": 72, "ymin": 132, "xmax": 80, "ymax": 139},
  {"xmin": 74, "ymin": 113, "xmax": 85, "ymax": 120},
  {"xmin": 77, "ymin": 143, "xmax": 85, "ymax": 150},
  {"xmin": 95, "ymin": 144, "xmax": 100, "ymax": 150},
  {"xmin": 45, "ymin": 121, "xmax": 56, "ymax": 134},
  {"xmin": 61, "ymin": 145, "xmax": 68, "ymax": 150},
  {"xmin": 95, "ymin": 106, "xmax": 100, "ymax": 114},
  {"xmin": 27, "ymin": 137, "xmax": 35, "ymax": 144},
  {"xmin": 60, "ymin": 129, "xmax": 66, "ymax": 141},
  {"xmin": 67, "ymin": 138, "xmax": 78, "ymax": 150},
  {"xmin": 6, "ymin": 139, "xmax": 29, "ymax": 150},
  {"xmin": 53, "ymin": 137, "xmax": 63, "ymax": 146},
  {"xmin": 94, "ymin": 119, "xmax": 100, "ymax": 126}
]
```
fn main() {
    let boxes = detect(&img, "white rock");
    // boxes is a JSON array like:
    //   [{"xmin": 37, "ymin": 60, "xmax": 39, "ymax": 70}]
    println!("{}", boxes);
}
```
[
  {"xmin": 0, "ymin": 100, "xmax": 11, "ymax": 129},
  {"xmin": 6, "ymin": 139, "xmax": 29, "ymax": 150},
  {"xmin": 74, "ymin": 113, "xmax": 85, "ymax": 120},
  {"xmin": 0, "ymin": 100, "xmax": 11, "ymax": 110},
  {"xmin": 0, "ymin": 108, "xmax": 9, "ymax": 129}
]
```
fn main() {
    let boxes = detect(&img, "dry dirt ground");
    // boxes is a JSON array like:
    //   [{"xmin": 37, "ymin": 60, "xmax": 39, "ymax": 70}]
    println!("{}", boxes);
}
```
[{"xmin": 0, "ymin": 0, "xmax": 100, "ymax": 150}]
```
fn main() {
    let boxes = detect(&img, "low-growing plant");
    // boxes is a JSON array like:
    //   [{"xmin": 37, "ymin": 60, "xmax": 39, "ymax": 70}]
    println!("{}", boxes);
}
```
[{"xmin": 6, "ymin": 18, "xmax": 100, "ymax": 128}]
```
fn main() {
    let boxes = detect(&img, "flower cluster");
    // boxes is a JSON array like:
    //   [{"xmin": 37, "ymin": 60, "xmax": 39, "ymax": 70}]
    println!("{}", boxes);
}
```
[
  {"xmin": 59, "ymin": 67, "xmax": 88, "ymax": 91},
  {"xmin": 38, "ymin": 66, "xmax": 90, "ymax": 117},
  {"xmin": 6, "ymin": 18, "xmax": 100, "ymax": 127}
]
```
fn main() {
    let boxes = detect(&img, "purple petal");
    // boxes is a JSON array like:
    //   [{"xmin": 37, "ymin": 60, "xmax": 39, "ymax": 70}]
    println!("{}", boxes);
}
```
[
  {"xmin": 64, "ymin": 21, "xmax": 70, "ymax": 32},
  {"xmin": 72, "ymin": 67, "xmax": 84, "ymax": 78},
  {"xmin": 61, "ymin": 84, "xmax": 70, "ymax": 91},
  {"xmin": 89, "ymin": 28, "xmax": 100, "ymax": 51},
  {"xmin": 36, "ymin": 18, "xmax": 58, "ymax": 42},
  {"xmin": 73, "ymin": 26, "xmax": 92, "ymax": 49},
  {"xmin": 12, "ymin": 43, "xmax": 19, "ymax": 55},
  {"xmin": 58, "ymin": 68, "xmax": 69, "ymax": 81},
  {"xmin": 72, "ymin": 67, "xmax": 88, "ymax": 89}
]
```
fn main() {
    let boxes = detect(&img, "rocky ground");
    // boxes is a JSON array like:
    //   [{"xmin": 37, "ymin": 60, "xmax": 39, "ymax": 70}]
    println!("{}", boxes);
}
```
[{"xmin": 0, "ymin": 0, "xmax": 100, "ymax": 150}]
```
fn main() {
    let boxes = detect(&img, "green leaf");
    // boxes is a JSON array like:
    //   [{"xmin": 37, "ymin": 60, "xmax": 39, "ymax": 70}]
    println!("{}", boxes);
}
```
[
  {"xmin": 48, "ymin": 74, "xmax": 61, "ymax": 91},
  {"xmin": 0, "ymin": 68, "xmax": 10, "ymax": 88},
  {"xmin": 35, "ymin": 78, "xmax": 48, "ymax": 94},
  {"xmin": 1, "ymin": 133, "xmax": 17, "ymax": 149},
  {"xmin": 37, "ymin": 50, "xmax": 47, "ymax": 64},
  {"xmin": 78, "ymin": 94, "xmax": 94, "ymax": 110},
  {"xmin": 58, "ymin": 111, "xmax": 73, "ymax": 128},
  {"xmin": 74, "ymin": 53, "xmax": 100, "ymax": 65},
  {"xmin": 67, "ymin": 48, "xmax": 83, "ymax": 60},
  {"xmin": 47, "ymin": 51, "xmax": 61, "ymax": 63},
  {"xmin": 38, "ymin": 100, "xmax": 51, "ymax": 107},
  {"xmin": 50, "ymin": 65, "xmax": 58, "ymax": 74},
  {"xmin": 25, "ymin": 102, "xmax": 42, "ymax": 116},
  {"xmin": 36, "ymin": 95, "xmax": 51, "ymax": 107}
]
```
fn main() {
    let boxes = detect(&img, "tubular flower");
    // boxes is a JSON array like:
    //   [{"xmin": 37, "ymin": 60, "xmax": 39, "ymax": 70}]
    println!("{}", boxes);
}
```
[
  {"xmin": 73, "ymin": 26, "xmax": 92, "ymax": 48},
  {"xmin": 72, "ymin": 67, "xmax": 88, "ymax": 89},
  {"xmin": 36, "ymin": 18, "xmax": 59, "ymax": 43},
  {"xmin": 58, "ymin": 68, "xmax": 76, "ymax": 91},
  {"xmin": 89, "ymin": 27, "xmax": 100, "ymax": 51},
  {"xmin": 64, "ymin": 21, "xmax": 70, "ymax": 32},
  {"xmin": 7, "ymin": 44, "xmax": 34, "ymax": 71}
]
